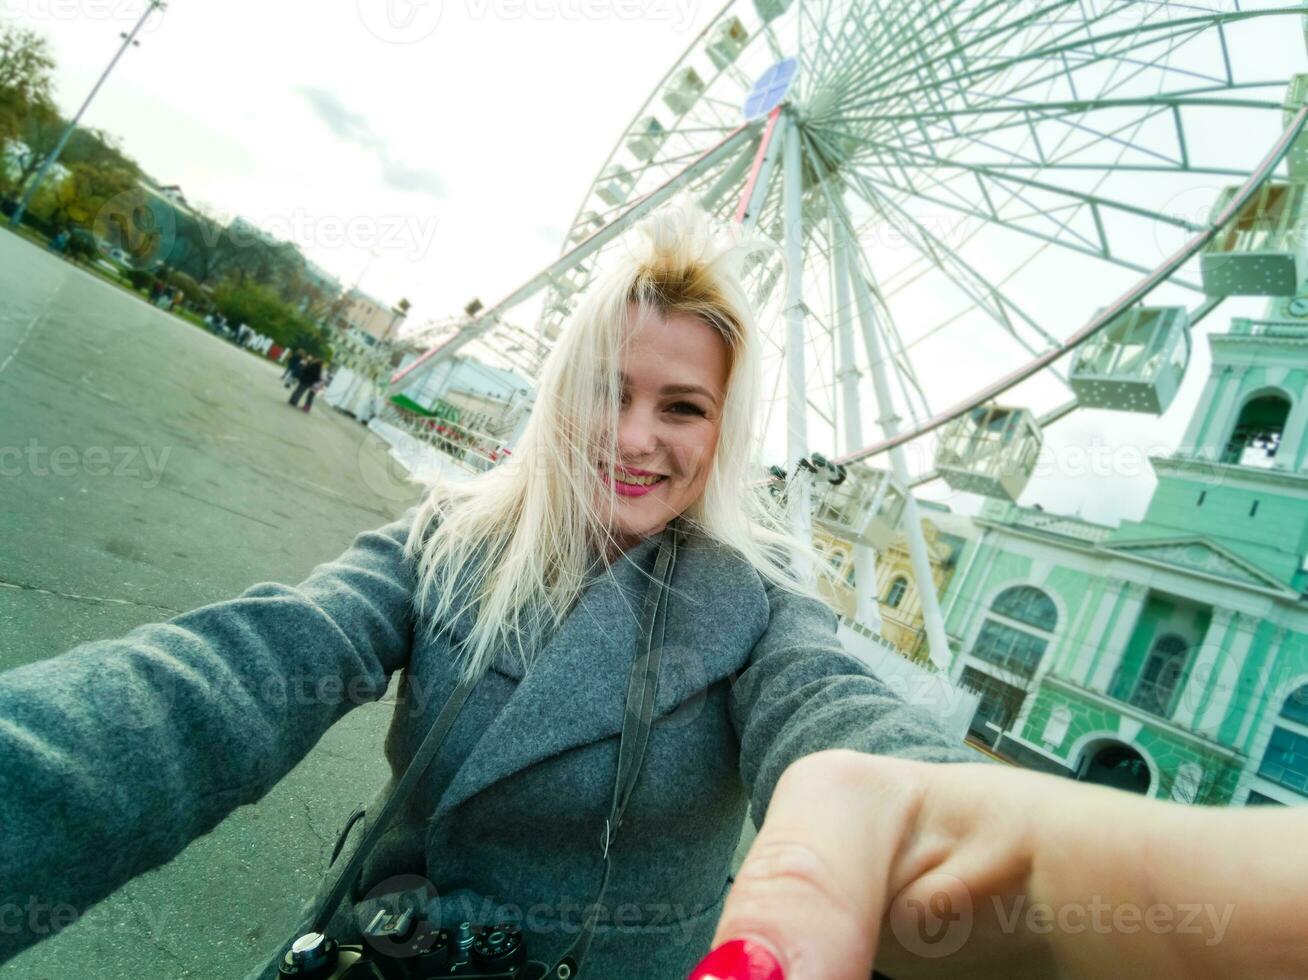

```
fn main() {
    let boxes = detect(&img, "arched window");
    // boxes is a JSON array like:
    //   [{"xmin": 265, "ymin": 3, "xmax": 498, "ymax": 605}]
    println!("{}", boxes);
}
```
[
  {"xmin": 1129, "ymin": 634, "xmax": 1190, "ymax": 719},
  {"xmin": 970, "ymin": 586, "xmax": 1058, "ymax": 679},
  {"xmin": 991, "ymin": 585, "xmax": 1058, "ymax": 631},
  {"xmin": 1221, "ymin": 393, "xmax": 1291, "ymax": 465},
  {"xmin": 1258, "ymin": 684, "xmax": 1308, "ymax": 797},
  {"xmin": 884, "ymin": 576, "xmax": 908, "ymax": 609}
]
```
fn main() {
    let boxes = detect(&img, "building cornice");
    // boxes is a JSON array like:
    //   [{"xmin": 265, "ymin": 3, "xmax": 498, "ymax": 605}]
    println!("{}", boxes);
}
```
[
  {"xmin": 1042, "ymin": 675, "xmax": 1246, "ymax": 763},
  {"xmin": 1152, "ymin": 454, "xmax": 1308, "ymax": 494},
  {"xmin": 975, "ymin": 517, "xmax": 1306, "ymax": 608}
]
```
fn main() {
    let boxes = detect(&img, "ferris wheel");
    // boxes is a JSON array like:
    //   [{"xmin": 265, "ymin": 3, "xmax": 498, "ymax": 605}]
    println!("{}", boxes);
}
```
[{"xmin": 390, "ymin": 0, "xmax": 1308, "ymax": 668}]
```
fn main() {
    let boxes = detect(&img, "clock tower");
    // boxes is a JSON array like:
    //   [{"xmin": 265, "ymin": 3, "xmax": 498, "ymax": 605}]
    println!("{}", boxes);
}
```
[{"xmin": 1178, "ymin": 296, "xmax": 1308, "ymax": 473}]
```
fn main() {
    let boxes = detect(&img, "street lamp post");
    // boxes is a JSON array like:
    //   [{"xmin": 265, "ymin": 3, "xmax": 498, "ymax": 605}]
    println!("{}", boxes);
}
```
[
  {"xmin": 381, "ymin": 298, "xmax": 411, "ymax": 343},
  {"xmin": 9, "ymin": 0, "xmax": 167, "ymax": 229}
]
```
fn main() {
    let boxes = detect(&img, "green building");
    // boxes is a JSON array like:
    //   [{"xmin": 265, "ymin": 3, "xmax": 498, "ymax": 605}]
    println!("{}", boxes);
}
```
[{"xmin": 940, "ymin": 309, "xmax": 1308, "ymax": 805}]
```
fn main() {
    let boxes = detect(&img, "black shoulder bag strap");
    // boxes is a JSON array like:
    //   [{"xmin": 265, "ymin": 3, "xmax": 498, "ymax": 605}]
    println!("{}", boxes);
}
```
[
  {"xmin": 305, "ymin": 521, "xmax": 682, "ymax": 980},
  {"xmin": 547, "ymin": 520, "xmax": 679, "ymax": 979}
]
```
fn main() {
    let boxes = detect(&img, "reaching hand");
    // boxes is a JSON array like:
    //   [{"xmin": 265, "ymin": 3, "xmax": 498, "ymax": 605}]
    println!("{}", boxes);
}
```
[{"xmin": 687, "ymin": 749, "xmax": 1305, "ymax": 980}]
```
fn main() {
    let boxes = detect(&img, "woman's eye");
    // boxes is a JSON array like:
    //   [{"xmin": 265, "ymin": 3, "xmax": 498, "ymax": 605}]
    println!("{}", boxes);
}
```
[{"xmin": 668, "ymin": 401, "xmax": 706, "ymax": 417}]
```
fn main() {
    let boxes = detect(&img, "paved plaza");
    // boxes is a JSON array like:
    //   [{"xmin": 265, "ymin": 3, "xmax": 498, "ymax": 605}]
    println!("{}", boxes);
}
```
[{"xmin": 0, "ymin": 229, "xmax": 425, "ymax": 978}]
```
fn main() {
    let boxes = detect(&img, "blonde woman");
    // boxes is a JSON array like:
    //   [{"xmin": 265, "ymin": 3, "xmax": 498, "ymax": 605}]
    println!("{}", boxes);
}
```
[{"xmin": 1, "ymin": 198, "xmax": 1300, "ymax": 980}]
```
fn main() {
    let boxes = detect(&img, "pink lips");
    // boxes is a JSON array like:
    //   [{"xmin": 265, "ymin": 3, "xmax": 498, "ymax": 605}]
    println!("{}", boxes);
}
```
[{"xmin": 600, "ymin": 467, "xmax": 667, "ymax": 498}]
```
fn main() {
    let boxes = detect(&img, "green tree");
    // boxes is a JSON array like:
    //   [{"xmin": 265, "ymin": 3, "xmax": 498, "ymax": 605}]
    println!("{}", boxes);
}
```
[
  {"xmin": 36, "ymin": 161, "xmax": 137, "ymax": 233},
  {"xmin": 7, "ymin": 98, "xmax": 63, "ymax": 192},
  {"xmin": 0, "ymin": 22, "xmax": 54, "ymax": 145},
  {"xmin": 213, "ymin": 279, "xmax": 333, "ymax": 359}
]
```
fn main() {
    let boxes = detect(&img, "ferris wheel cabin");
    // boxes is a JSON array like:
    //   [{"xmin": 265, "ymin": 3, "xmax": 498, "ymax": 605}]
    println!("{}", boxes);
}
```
[
  {"xmin": 626, "ymin": 117, "xmax": 667, "ymax": 162},
  {"xmin": 596, "ymin": 166, "xmax": 636, "ymax": 207},
  {"xmin": 1200, "ymin": 181, "xmax": 1308, "ymax": 297},
  {"xmin": 1068, "ymin": 306, "xmax": 1191, "ymax": 415},
  {"xmin": 567, "ymin": 211, "xmax": 604, "ymax": 245},
  {"xmin": 935, "ymin": 405, "xmax": 1042, "ymax": 502},
  {"xmin": 661, "ymin": 67, "xmax": 705, "ymax": 116},
  {"xmin": 706, "ymin": 18, "xmax": 749, "ymax": 69},
  {"xmin": 753, "ymin": 0, "xmax": 794, "ymax": 22},
  {"xmin": 810, "ymin": 463, "xmax": 906, "ymax": 551}
]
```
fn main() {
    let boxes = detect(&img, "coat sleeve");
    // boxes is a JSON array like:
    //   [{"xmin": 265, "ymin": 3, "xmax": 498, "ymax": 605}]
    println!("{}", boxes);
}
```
[
  {"xmin": 0, "ymin": 511, "xmax": 420, "ymax": 967},
  {"xmin": 728, "ymin": 580, "xmax": 987, "ymax": 825}
]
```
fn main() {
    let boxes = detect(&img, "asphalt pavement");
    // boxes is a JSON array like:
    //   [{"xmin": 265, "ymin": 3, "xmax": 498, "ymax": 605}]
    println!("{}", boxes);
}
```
[{"xmin": 0, "ymin": 229, "xmax": 427, "ymax": 978}]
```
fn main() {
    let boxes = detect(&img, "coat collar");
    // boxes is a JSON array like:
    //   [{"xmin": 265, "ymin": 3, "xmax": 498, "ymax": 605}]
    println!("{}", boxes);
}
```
[{"xmin": 433, "ymin": 530, "xmax": 770, "ymax": 817}]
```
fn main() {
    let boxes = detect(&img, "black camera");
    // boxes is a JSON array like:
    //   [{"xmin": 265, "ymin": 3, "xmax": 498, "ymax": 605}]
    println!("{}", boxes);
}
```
[{"xmin": 277, "ymin": 907, "xmax": 552, "ymax": 980}]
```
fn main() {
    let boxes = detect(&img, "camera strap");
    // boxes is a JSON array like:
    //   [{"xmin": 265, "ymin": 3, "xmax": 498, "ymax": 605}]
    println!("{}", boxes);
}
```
[
  {"xmin": 547, "ymin": 520, "xmax": 679, "ymax": 979},
  {"xmin": 305, "ymin": 521, "xmax": 682, "ymax": 980}
]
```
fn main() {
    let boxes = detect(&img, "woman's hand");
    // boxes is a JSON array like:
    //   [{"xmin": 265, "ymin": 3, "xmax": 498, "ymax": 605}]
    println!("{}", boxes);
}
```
[{"xmin": 688, "ymin": 749, "xmax": 1307, "ymax": 980}]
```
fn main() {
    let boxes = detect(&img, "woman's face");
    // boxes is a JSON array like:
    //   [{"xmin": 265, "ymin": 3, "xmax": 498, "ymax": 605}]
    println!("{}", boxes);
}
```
[{"xmin": 598, "ymin": 306, "xmax": 729, "ymax": 550}]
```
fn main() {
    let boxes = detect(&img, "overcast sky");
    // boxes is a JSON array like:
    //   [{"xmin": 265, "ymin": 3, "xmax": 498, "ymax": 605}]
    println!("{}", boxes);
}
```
[
  {"xmin": 10, "ymin": 0, "xmax": 722, "ymax": 329},
  {"xmin": 9, "ymin": 1, "xmax": 1302, "ymax": 528}
]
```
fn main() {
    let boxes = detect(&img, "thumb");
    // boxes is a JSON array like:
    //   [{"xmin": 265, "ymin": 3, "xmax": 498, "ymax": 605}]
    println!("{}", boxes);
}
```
[{"xmin": 689, "ymin": 751, "xmax": 923, "ymax": 980}]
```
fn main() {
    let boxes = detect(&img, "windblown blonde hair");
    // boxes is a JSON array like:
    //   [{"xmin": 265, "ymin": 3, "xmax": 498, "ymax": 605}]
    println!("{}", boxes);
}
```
[{"xmin": 404, "ymin": 194, "xmax": 817, "ymax": 685}]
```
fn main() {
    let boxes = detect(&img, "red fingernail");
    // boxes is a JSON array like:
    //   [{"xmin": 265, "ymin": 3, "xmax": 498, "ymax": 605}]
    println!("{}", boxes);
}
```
[{"xmin": 687, "ymin": 937, "xmax": 785, "ymax": 980}]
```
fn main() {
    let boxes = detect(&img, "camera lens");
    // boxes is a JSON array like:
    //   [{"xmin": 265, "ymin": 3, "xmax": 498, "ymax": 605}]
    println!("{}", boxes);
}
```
[
  {"xmin": 278, "ymin": 932, "xmax": 339, "ymax": 977},
  {"xmin": 471, "ymin": 924, "xmax": 524, "ymax": 968}
]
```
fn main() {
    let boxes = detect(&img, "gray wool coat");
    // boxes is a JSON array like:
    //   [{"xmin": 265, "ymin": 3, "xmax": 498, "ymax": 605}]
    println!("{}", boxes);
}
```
[{"xmin": 0, "ymin": 511, "xmax": 978, "ymax": 980}]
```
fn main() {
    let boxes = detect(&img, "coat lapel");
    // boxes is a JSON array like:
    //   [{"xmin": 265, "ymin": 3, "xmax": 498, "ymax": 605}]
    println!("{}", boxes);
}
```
[{"xmin": 433, "ymin": 532, "xmax": 770, "ymax": 816}]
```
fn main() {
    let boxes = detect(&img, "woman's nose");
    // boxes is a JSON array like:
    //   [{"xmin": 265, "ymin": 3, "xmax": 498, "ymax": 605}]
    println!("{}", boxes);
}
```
[{"xmin": 616, "ymin": 406, "xmax": 659, "ymax": 458}]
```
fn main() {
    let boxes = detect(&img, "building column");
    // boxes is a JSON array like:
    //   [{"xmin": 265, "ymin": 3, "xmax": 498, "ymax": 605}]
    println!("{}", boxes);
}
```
[
  {"xmin": 1195, "ymin": 367, "xmax": 1248, "ymax": 461},
  {"xmin": 1193, "ymin": 612, "xmax": 1257, "ymax": 741},
  {"xmin": 956, "ymin": 540, "xmax": 1002, "ymax": 647},
  {"xmin": 1234, "ymin": 625, "xmax": 1290, "ymax": 752},
  {"xmin": 1172, "ymin": 607, "xmax": 1238, "ymax": 730},
  {"xmin": 1050, "ymin": 576, "xmax": 1101, "ymax": 679},
  {"xmin": 1179, "ymin": 368, "xmax": 1223, "ymax": 454},
  {"xmin": 1088, "ymin": 582, "xmax": 1149, "ymax": 693},
  {"xmin": 852, "ymin": 542, "xmax": 883, "ymax": 634},
  {"xmin": 1276, "ymin": 388, "xmax": 1308, "ymax": 472},
  {"xmin": 1074, "ymin": 579, "xmax": 1129, "ymax": 688}
]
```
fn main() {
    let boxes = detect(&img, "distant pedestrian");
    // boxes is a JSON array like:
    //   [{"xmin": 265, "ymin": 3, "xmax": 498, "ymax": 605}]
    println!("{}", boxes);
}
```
[
  {"xmin": 288, "ymin": 356, "xmax": 322, "ymax": 413},
  {"xmin": 49, "ymin": 230, "xmax": 69, "ymax": 254},
  {"xmin": 282, "ymin": 349, "xmax": 304, "ymax": 388}
]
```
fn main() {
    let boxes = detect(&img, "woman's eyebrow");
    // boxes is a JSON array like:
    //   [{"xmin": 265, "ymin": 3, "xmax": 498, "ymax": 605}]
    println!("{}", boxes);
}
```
[{"xmin": 660, "ymin": 383, "xmax": 720, "ymax": 403}]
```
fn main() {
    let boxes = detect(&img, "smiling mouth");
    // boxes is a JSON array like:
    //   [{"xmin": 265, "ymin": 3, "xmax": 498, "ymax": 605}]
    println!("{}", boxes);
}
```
[{"xmin": 600, "ymin": 468, "xmax": 668, "ymax": 497}]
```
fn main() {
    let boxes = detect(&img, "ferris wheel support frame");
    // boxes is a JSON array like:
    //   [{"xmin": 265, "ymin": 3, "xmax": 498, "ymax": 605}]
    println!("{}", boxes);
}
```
[
  {"xmin": 837, "ymin": 190, "xmax": 954, "ymax": 672},
  {"xmin": 830, "ymin": 104, "xmax": 1308, "ymax": 468},
  {"xmin": 831, "ymin": 214, "xmax": 885, "ymax": 633},
  {"xmin": 782, "ymin": 108, "xmax": 815, "ymax": 562}
]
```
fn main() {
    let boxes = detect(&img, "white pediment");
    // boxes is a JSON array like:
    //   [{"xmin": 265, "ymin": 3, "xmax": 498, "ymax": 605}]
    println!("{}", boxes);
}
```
[{"xmin": 1103, "ymin": 537, "xmax": 1286, "ymax": 591}]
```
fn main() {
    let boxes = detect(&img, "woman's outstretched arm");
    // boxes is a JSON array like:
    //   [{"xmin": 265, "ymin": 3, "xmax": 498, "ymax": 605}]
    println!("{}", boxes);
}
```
[
  {"xmin": 695, "ymin": 751, "xmax": 1307, "ymax": 980},
  {"xmin": 0, "ymin": 511, "xmax": 419, "ymax": 967},
  {"xmin": 727, "ymin": 579, "xmax": 985, "ymax": 829}
]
